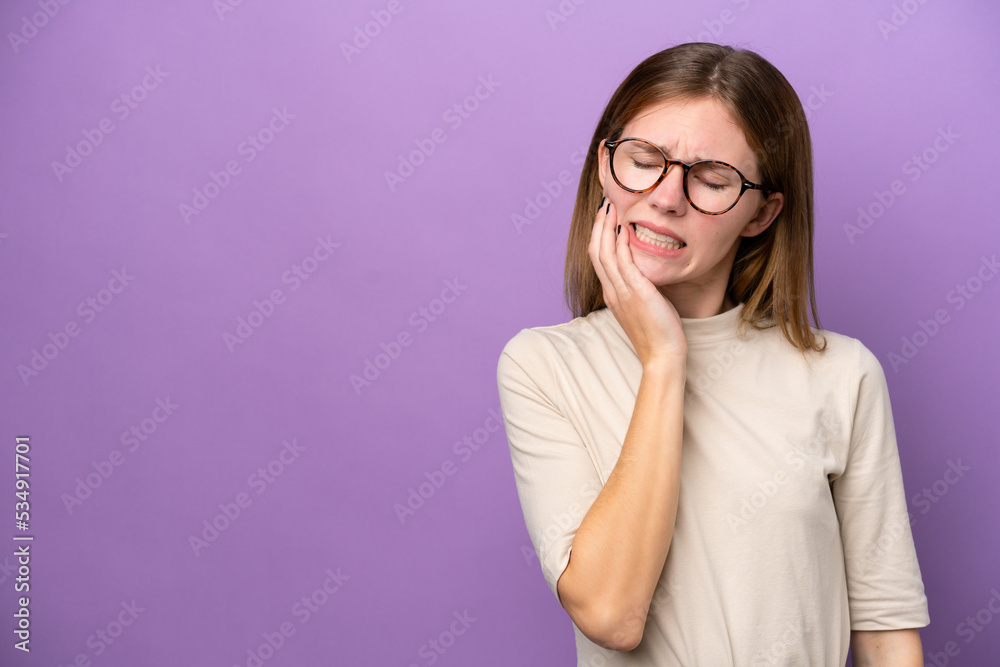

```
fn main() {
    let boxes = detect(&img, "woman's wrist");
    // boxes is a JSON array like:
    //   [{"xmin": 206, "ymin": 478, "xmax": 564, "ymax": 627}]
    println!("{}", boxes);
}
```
[{"xmin": 642, "ymin": 352, "xmax": 687, "ymax": 377}]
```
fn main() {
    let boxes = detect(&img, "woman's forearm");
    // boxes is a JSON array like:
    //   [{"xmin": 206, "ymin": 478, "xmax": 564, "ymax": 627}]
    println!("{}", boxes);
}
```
[
  {"xmin": 850, "ymin": 628, "xmax": 923, "ymax": 666},
  {"xmin": 556, "ymin": 357, "xmax": 686, "ymax": 651}
]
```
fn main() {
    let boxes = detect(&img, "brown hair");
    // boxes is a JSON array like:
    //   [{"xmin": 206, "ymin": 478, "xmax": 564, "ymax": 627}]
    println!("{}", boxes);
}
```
[{"xmin": 564, "ymin": 42, "xmax": 827, "ymax": 355}]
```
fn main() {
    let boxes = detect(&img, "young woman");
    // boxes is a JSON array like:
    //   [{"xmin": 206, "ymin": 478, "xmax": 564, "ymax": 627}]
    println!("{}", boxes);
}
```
[{"xmin": 497, "ymin": 43, "xmax": 929, "ymax": 666}]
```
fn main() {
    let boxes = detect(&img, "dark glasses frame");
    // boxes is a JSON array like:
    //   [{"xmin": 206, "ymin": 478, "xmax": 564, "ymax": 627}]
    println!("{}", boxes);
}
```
[{"xmin": 604, "ymin": 137, "xmax": 771, "ymax": 215}]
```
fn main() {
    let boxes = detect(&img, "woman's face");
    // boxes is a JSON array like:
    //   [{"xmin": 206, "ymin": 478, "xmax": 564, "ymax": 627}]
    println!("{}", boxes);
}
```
[{"xmin": 597, "ymin": 96, "xmax": 784, "ymax": 307}]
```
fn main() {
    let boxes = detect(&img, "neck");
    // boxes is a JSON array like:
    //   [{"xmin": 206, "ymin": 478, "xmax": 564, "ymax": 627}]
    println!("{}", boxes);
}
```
[{"xmin": 656, "ymin": 288, "xmax": 736, "ymax": 319}]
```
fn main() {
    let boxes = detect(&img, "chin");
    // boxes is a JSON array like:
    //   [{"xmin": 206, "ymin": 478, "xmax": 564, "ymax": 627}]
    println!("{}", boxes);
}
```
[{"xmin": 632, "ymin": 257, "xmax": 679, "ymax": 286}]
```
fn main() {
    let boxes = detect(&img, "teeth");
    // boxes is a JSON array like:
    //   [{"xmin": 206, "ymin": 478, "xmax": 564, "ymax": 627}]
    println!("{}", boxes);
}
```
[{"xmin": 634, "ymin": 224, "xmax": 685, "ymax": 249}]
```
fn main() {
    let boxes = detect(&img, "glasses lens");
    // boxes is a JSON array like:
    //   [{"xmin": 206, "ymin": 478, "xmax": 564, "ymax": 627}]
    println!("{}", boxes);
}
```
[
  {"xmin": 612, "ymin": 140, "xmax": 665, "ymax": 191},
  {"xmin": 687, "ymin": 161, "xmax": 743, "ymax": 213},
  {"xmin": 611, "ymin": 140, "xmax": 746, "ymax": 214}
]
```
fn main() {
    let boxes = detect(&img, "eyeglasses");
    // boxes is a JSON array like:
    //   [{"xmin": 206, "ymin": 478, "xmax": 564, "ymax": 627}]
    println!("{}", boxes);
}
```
[{"xmin": 604, "ymin": 137, "xmax": 770, "ymax": 215}]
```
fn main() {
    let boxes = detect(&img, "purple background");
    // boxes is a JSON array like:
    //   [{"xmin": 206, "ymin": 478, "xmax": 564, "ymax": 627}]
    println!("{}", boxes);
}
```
[{"xmin": 1, "ymin": 1, "xmax": 998, "ymax": 665}]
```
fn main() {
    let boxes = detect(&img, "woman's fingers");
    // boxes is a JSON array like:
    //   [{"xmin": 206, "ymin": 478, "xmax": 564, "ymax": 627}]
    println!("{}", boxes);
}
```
[
  {"xmin": 598, "ymin": 200, "xmax": 627, "ymax": 298},
  {"xmin": 589, "ymin": 198, "xmax": 687, "ymax": 364},
  {"xmin": 614, "ymin": 218, "xmax": 646, "ymax": 294},
  {"xmin": 613, "ymin": 208, "xmax": 634, "ymax": 288},
  {"xmin": 589, "ymin": 197, "xmax": 615, "ymax": 301},
  {"xmin": 590, "ymin": 198, "xmax": 644, "ymax": 311}
]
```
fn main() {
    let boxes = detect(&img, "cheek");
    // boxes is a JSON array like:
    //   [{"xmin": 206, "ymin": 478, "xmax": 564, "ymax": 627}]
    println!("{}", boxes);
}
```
[
  {"xmin": 702, "ymin": 212, "xmax": 754, "ymax": 244},
  {"xmin": 604, "ymin": 197, "xmax": 634, "ymax": 220},
  {"xmin": 612, "ymin": 196, "xmax": 641, "ymax": 216}
]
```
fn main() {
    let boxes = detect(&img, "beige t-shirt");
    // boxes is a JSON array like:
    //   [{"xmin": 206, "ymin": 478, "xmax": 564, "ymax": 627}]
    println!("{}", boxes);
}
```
[{"xmin": 496, "ymin": 302, "xmax": 929, "ymax": 666}]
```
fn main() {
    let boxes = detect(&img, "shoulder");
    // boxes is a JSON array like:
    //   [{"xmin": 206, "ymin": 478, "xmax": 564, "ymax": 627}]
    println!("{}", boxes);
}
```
[
  {"xmin": 812, "ymin": 326, "xmax": 882, "ymax": 372},
  {"xmin": 499, "ymin": 308, "xmax": 618, "ymax": 363},
  {"xmin": 796, "ymin": 324, "xmax": 887, "ymax": 393}
]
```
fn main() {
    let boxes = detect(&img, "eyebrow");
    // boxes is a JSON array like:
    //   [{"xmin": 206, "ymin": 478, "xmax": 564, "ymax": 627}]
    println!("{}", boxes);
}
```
[{"xmin": 633, "ymin": 139, "xmax": 709, "ymax": 163}]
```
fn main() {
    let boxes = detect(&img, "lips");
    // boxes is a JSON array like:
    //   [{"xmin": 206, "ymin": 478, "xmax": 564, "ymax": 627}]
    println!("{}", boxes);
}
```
[{"xmin": 631, "ymin": 222, "xmax": 686, "ymax": 246}]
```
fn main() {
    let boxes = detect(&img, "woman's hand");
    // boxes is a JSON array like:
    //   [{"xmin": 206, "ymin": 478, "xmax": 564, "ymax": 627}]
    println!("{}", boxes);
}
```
[{"xmin": 588, "ymin": 198, "xmax": 688, "ymax": 367}]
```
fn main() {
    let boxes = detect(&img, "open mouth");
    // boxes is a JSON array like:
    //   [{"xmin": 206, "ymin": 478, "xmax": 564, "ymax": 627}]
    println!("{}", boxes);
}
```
[{"xmin": 632, "ymin": 223, "xmax": 686, "ymax": 250}]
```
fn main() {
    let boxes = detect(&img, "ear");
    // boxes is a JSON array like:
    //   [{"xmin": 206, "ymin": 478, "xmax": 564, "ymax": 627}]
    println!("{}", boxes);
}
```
[
  {"xmin": 741, "ymin": 191, "xmax": 784, "ymax": 238},
  {"xmin": 597, "ymin": 140, "xmax": 608, "ymax": 192}
]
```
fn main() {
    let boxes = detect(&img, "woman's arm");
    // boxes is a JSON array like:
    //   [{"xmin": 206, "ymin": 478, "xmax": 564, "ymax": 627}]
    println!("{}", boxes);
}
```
[
  {"xmin": 555, "ymin": 356, "xmax": 686, "ymax": 652},
  {"xmin": 850, "ymin": 628, "xmax": 923, "ymax": 666}
]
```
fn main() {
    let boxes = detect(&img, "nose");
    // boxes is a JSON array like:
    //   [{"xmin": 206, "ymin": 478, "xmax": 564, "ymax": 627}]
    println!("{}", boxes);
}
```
[{"xmin": 647, "ymin": 162, "xmax": 689, "ymax": 215}]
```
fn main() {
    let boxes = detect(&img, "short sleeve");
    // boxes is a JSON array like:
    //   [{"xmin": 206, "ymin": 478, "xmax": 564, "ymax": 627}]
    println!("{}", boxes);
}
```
[
  {"xmin": 496, "ymin": 330, "xmax": 603, "ymax": 607},
  {"xmin": 831, "ymin": 339, "xmax": 930, "ymax": 630}
]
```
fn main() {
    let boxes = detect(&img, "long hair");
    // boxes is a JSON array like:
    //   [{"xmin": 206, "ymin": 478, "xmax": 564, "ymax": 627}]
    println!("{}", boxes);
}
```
[{"xmin": 564, "ymin": 42, "xmax": 826, "ymax": 355}]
